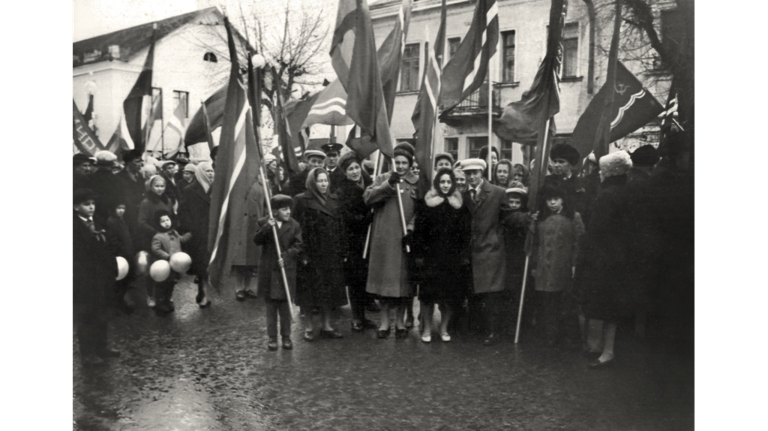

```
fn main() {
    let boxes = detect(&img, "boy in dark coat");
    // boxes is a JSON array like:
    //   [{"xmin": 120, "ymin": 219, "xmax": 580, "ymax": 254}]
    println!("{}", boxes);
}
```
[
  {"xmin": 73, "ymin": 188, "xmax": 120, "ymax": 366},
  {"xmin": 106, "ymin": 202, "xmax": 136, "ymax": 313},
  {"xmin": 254, "ymin": 195, "xmax": 303, "ymax": 351}
]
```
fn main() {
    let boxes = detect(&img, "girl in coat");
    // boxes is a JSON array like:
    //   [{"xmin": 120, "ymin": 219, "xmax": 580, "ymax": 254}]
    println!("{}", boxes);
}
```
[
  {"xmin": 335, "ymin": 152, "xmax": 375, "ymax": 332},
  {"xmin": 493, "ymin": 159, "xmax": 514, "ymax": 189},
  {"xmin": 150, "ymin": 209, "xmax": 191, "ymax": 314},
  {"xmin": 364, "ymin": 144, "xmax": 419, "ymax": 339},
  {"xmin": 531, "ymin": 184, "xmax": 585, "ymax": 345},
  {"xmin": 137, "ymin": 175, "xmax": 175, "ymax": 307},
  {"xmin": 177, "ymin": 162, "xmax": 214, "ymax": 307},
  {"xmin": 503, "ymin": 185, "xmax": 531, "ymax": 330},
  {"xmin": 413, "ymin": 169, "xmax": 471, "ymax": 342},
  {"xmin": 254, "ymin": 195, "xmax": 303, "ymax": 351},
  {"xmin": 293, "ymin": 168, "xmax": 347, "ymax": 341}
]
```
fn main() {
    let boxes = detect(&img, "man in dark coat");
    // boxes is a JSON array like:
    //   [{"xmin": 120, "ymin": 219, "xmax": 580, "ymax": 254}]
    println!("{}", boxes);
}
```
[
  {"xmin": 460, "ymin": 158, "xmax": 513, "ymax": 346},
  {"xmin": 288, "ymin": 149, "xmax": 326, "ymax": 196},
  {"xmin": 115, "ymin": 150, "xmax": 146, "ymax": 249},
  {"xmin": 627, "ymin": 144, "xmax": 659, "ymax": 184},
  {"xmin": 73, "ymin": 154, "xmax": 94, "ymax": 190},
  {"xmin": 543, "ymin": 143, "xmax": 589, "ymax": 226},
  {"xmin": 322, "ymin": 143, "xmax": 345, "ymax": 193},
  {"xmin": 159, "ymin": 160, "xmax": 181, "ymax": 207},
  {"xmin": 73, "ymin": 188, "xmax": 120, "ymax": 366},
  {"xmin": 88, "ymin": 151, "xmax": 127, "ymax": 224}
]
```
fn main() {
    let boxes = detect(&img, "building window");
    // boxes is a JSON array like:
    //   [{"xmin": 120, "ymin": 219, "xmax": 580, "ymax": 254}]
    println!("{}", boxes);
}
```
[
  {"xmin": 204, "ymin": 52, "xmax": 218, "ymax": 63},
  {"xmin": 444, "ymin": 138, "xmax": 459, "ymax": 162},
  {"xmin": 447, "ymin": 37, "xmax": 461, "ymax": 63},
  {"xmin": 468, "ymin": 136, "xmax": 488, "ymax": 159},
  {"xmin": 501, "ymin": 140, "xmax": 513, "ymax": 161},
  {"xmin": 562, "ymin": 23, "xmax": 579, "ymax": 78},
  {"xmin": 173, "ymin": 90, "xmax": 189, "ymax": 118},
  {"xmin": 501, "ymin": 31, "xmax": 515, "ymax": 82},
  {"xmin": 400, "ymin": 43, "xmax": 420, "ymax": 92}
]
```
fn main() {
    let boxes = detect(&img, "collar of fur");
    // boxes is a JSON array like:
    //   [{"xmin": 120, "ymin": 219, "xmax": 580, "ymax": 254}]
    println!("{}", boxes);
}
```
[{"xmin": 424, "ymin": 188, "xmax": 462, "ymax": 209}]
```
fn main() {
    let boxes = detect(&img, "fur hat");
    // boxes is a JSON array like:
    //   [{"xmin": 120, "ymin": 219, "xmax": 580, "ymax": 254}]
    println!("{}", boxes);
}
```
[
  {"xmin": 94, "ymin": 150, "xmax": 117, "ymax": 166},
  {"xmin": 122, "ymin": 149, "xmax": 142, "ymax": 164},
  {"xmin": 338, "ymin": 151, "xmax": 362, "ymax": 172},
  {"xmin": 73, "ymin": 188, "xmax": 97, "ymax": 204},
  {"xmin": 539, "ymin": 183, "xmax": 565, "ymax": 201},
  {"xmin": 599, "ymin": 151, "xmax": 633, "ymax": 178},
  {"xmin": 460, "ymin": 158, "xmax": 487, "ymax": 172},
  {"xmin": 549, "ymin": 143, "xmax": 580, "ymax": 166},
  {"xmin": 630, "ymin": 145, "xmax": 660, "ymax": 167},
  {"xmin": 394, "ymin": 142, "xmax": 415, "ymax": 157},
  {"xmin": 434, "ymin": 152, "xmax": 455, "ymax": 167},
  {"xmin": 73, "ymin": 153, "xmax": 94, "ymax": 166},
  {"xmin": 270, "ymin": 194, "xmax": 293, "ymax": 210},
  {"xmin": 153, "ymin": 209, "xmax": 174, "ymax": 231}
]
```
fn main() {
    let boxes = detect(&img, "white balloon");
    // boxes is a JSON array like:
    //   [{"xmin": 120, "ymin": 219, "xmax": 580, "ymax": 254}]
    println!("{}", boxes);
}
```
[
  {"xmin": 169, "ymin": 252, "xmax": 192, "ymax": 273},
  {"xmin": 150, "ymin": 260, "xmax": 171, "ymax": 282},
  {"xmin": 116, "ymin": 256, "xmax": 129, "ymax": 280}
]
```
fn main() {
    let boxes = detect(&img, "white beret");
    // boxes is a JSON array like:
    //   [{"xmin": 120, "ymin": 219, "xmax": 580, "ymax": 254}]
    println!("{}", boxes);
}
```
[
  {"xmin": 460, "ymin": 158, "xmax": 487, "ymax": 172},
  {"xmin": 94, "ymin": 150, "xmax": 117, "ymax": 165}
]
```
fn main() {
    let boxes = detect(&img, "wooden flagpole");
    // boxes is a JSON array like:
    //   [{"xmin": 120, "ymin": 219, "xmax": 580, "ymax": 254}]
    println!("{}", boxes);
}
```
[{"xmin": 362, "ymin": 149, "xmax": 382, "ymax": 259}]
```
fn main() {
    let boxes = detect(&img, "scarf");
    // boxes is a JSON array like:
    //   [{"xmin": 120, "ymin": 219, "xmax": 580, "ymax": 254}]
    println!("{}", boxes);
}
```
[
  {"xmin": 195, "ymin": 162, "xmax": 213, "ymax": 193},
  {"xmin": 305, "ymin": 167, "xmax": 329, "ymax": 206}
]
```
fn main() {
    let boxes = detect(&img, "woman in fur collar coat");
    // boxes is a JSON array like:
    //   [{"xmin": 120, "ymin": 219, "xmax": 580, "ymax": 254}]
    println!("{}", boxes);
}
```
[{"xmin": 412, "ymin": 169, "xmax": 471, "ymax": 342}]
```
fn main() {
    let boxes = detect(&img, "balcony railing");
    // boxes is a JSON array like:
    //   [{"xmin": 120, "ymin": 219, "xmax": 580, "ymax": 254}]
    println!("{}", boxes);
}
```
[{"xmin": 446, "ymin": 82, "xmax": 502, "ymax": 117}]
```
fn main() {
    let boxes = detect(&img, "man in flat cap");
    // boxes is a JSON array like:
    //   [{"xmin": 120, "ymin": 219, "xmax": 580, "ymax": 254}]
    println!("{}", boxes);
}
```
[
  {"xmin": 288, "ymin": 144, "xmax": 326, "ymax": 196},
  {"xmin": 460, "ymin": 158, "xmax": 513, "ymax": 346},
  {"xmin": 322, "ymin": 142, "xmax": 345, "ymax": 193},
  {"xmin": 88, "ymin": 150, "xmax": 127, "ymax": 224},
  {"xmin": 73, "ymin": 153, "xmax": 95, "ymax": 190}
]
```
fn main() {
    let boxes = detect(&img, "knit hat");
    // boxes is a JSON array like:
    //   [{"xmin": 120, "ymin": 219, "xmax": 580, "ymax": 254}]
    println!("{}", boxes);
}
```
[
  {"xmin": 183, "ymin": 163, "xmax": 197, "ymax": 173},
  {"xmin": 338, "ymin": 151, "xmax": 362, "ymax": 172},
  {"xmin": 630, "ymin": 145, "xmax": 660, "ymax": 167},
  {"xmin": 73, "ymin": 188, "xmax": 97, "ymax": 204},
  {"xmin": 549, "ymin": 143, "xmax": 580, "ymax": 166},
  {"xmin": 434, "ymin": 152, "xmax": 455, "ymax": 166},
  {"xmin": 599, "ymin": 151, "xmax": 633, "ymax": 178},
  {"xmin": 394, "ymin": 142, "xmax": 415, "ymax": 157},
  {"xmin": 94, "ymin": 150, "xmax": 117, "ymax": 166},
  {"xmin": 460, "ymin": 158, "xmax": 487, "ymax": 172},
  {"xmin": 270, "ymin": 194, "xmax": 293, "ymax": 210},
  {"xmin": 153, "ymin": 209, "xmax": 173, "ymax": 231}
]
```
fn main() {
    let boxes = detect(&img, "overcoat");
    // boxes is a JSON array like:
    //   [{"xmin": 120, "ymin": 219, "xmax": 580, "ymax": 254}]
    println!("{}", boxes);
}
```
[
  {"xmin": 88, "ymin": 168, "xmax": 126, "ymax": 223},
  {"xmin": 504, "ymin": 210, "xmax": 530, "ymax": 290},
  {"xmin": 177, "ymin": 181, "xmax": 211, "ymax": 276},
  {"xmin": 73, "ymin": 215, "xmax": 117, "ymax": 307},
  {"xmin": 462, "ymin": 179, "xmax": 513, "ymax": 294},
  {"xmin": 328, "ymin": 167, "xmax": 346, "ymax": 193},
  {"xmin": 532, "ymin": 212, "xmax": 585, "ymax": 292},
  {"xmin": 230, "ymin": 178, "xmax": 267, "ymax": 267},
  {"xmin": 412, "ymin": 189, "xmax": 472, "ymax": 304},
  {"xmin": 576, "ymin": 177, "xmax": 635, "ymax": 321},
  {"xmin": 293, "ymin": 191, "xmax": 348, "ymax": 308},
  {"xmin": 137, "ymin": 194, "xmax": 174, "ymax": 250},
  {"xmin": 335, "ymin": 174, "xmax": 374, "ymax": 287},
  {"xmin": 253, "ymin": 216, "xmax": 302, "ymax": 301},
  {"xmin": 364, "ymin": 171, "xmax": 418, "ymax": 298}
]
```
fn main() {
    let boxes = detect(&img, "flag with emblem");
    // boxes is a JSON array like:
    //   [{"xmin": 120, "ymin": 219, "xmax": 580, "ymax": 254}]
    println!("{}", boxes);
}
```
[
  {"xmin": 207, "ymin": 17, "xmax": 262, "ymax": 290},
  {"xmin": 73, "ymin": 99, "xmax": 104, "ymax": 155},
  {"xmin": 438, "ymin": 0, "xmax": 498, "ymax": 115}
]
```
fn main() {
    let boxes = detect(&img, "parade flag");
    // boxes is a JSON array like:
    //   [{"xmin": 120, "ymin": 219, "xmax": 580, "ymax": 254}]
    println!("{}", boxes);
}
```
[
  {"xmin": 332, "ymin": 0, "xmax": 394, "ymax": 158},
  {"xmin": 412, "ymin": 0, "xmax": 447, "ymax": 193},
  {"xmin": 123, "ymin": 31, "xmax": 155, "ymax": 153},
  {"xmin": 184, "ymin": 84, "xmax": 227, "ymax": 148},
  {"xmin": 207, "ymin": 17, "xmax": 262, "ymax": 290},
  {"xmin": 377, "ymin": 0, "xmax": 412, "ymax": 121},
  {"xmin": 83, "ymin": 94, "xmax": 94, "ymax": 126},
  {"xmin": 591, "ymin": 0, "xmax": 622, "ymax": 160},
  {"xmin": 73, "ymin": 99, "xmax": 104, "ymax": 155},
  {"xmin": 496, "ymin": 0, "xmax": 566, "ymax": 146},
  {"xmin": 104, "ymin": 115, "xmax": 135, "ymax": 155},
  {"xmin": 569, "ymin": 61, "xmax": 664, "ymax": 161},
  {"xmin": 143, "ymin": 91, "xmax": 164, "ymax": 154},
  {"xmin": 167, "ymin": 97, "xmax": 186, "ymax": 142},
  {"xmin": 300, "ymin": 79, "xmax": 353, "ymax": 128},
  {"xmin": 201, "ymin": 101, "xmax": 216, "ymax": 151},
  {"xmin": 272, "ymin": 68, "xmax": 301, "ymax": 176},
  {"xmin": 438, "ymin": 0, "xmax": 498, "ymax": 115},
  {"xmin": 285, "ymin": 92, "xmax": 320, "ymax": 155}
]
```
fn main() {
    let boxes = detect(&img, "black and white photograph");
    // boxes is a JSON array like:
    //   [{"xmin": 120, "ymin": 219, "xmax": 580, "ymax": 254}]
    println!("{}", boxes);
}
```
[{"xmin": 8, "ymin": 0, "xmax": 740, "ymax": 428}]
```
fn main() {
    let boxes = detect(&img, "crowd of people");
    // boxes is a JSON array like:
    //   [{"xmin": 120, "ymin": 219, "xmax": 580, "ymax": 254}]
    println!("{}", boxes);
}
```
[{"xmin": 73, "ymin": 134, "xmax": 694, "ymax": 368}]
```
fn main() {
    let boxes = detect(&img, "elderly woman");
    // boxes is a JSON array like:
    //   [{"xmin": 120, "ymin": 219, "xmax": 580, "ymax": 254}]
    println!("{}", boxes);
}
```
[
  {"xmin": 335, "ymin": 152, "xmax": 375, "ymax": 332},
  {"xmin": 177, "ymin": 162, "xmax": 214, "ymax": 307},
  {"xmin": 364, "ymin": 143, "xmax": 419, "ymax": 339},
  {"xmin": 412, "ymin": 168, "xmax": 471, "ymax": 343},
  {"xmin": 293, "ymin": 167, "xmax": 348, "ymax": 341}
]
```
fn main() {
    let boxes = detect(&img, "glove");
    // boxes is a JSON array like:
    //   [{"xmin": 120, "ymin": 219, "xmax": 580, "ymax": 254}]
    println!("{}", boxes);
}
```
[
  {"xmin": 401, "ymin": 229, "xmax": 414, "ymax": 252},
  {"xmin": 388, "ymin": 172, "xmax": 401, "ymax": 186}
]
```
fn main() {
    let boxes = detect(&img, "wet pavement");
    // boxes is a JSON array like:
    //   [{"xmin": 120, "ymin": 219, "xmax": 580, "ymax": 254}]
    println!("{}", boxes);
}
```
[{"xmin": 74, "ymin": 274, "xmax": 694, "ymax": 430}]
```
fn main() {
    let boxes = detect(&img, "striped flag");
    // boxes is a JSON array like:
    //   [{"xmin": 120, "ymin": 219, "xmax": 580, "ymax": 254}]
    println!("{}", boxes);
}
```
[
  {"xmin": 185, "ymin": 84, "xmax": 227, "ymax": 149},
  {"xmin": 167, "ymin": 98, "xmax": 186, "ymax": 150},
  {"xmin": 438, "ymin": 0, "xmax": 498, "ymax": 115},
  {"xmin": 377, "ymin": 0, "xmax": 412, "ymax": 121},
  {"xmin": 302, "ymin": 79, "xmax": 353, "ymax": 128},
  {"xmin": 412, "ymin": 0, "xmax": 447, "ymax": 192},
  {"xmin": 123, "ymin": 30, "xmax": 155, "ymax": 153},
  {"xmin": 207, "ymin": 17, "xmax": 262, "ymax": 290},
  {"xmin": 104, "ymin": 115, "xmax": 135, "ymax": 155}
]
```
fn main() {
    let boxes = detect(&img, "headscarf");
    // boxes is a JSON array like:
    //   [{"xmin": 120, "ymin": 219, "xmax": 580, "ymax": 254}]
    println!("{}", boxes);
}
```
[
  {"xmin": 140, "ymin": 164, "xmax": 157, "ymax": 180},
  {"xmin": 195, "ymin": 162, "xmax": 213, "ymax": 193},
  {"xmin": 145, "ymin": 175, "xmax": 166, "ymax": 193},
  {"xmin": 432, "ymin": 168, "xmax": 457, "ymax": 198},
  {"xmin": 493, "ymin": 159, "xmax": 514, "ymax": 188},
  {"xmin": 305, "ymin": 167, "xmax": 329, "ymax": 206}
]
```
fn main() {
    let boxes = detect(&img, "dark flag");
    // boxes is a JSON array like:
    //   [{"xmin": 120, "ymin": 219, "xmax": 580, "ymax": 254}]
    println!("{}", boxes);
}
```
[
  {"xmin": 272, "ymin": 68, "xmax": 301, "ymax": 177},
  {"xmin": 73, "ymin": 99, "xmax": 104, "ymax": 155},
  {"xmin": 569, "ymin": 61, "xmax": 663, "ymax": 161},
  {"xmin": 332, "ymin": 0, "xmax": 394, "ymax": 158},
  {"xmin": 438, "ymin": 0, "xmax": 498, "ymax": 115},
  {"xmin": 123, "ymin": 32, "xmax": 155, "ymax": 153},
  {"xmin": 377, "ymin": 0, "xmax": 412, "ymax": 121},
  {"xmin": 184, "ymin": 84, "xmax": 227, "ymax": 149},
  {"xmin": 592, "ymin": 0, "xmax": 622, "ymax": 159},
  {"xmin": 286, "ymin": 92, "xmax": 321, "ymax": 156},
  {"xmin": 207, "ymin": 17, "xmax": 262, "ymax": 290},
  {"xmin": 83, "ymin": 94, "xmax": 94, "ymax": 128},
  {"xmin": 296, "ymin": 79, "xmax": 352, "ymax": 130},
  {"xmin": 411, "ymin": 0, "xmax": 447, "ymax": 195}
]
